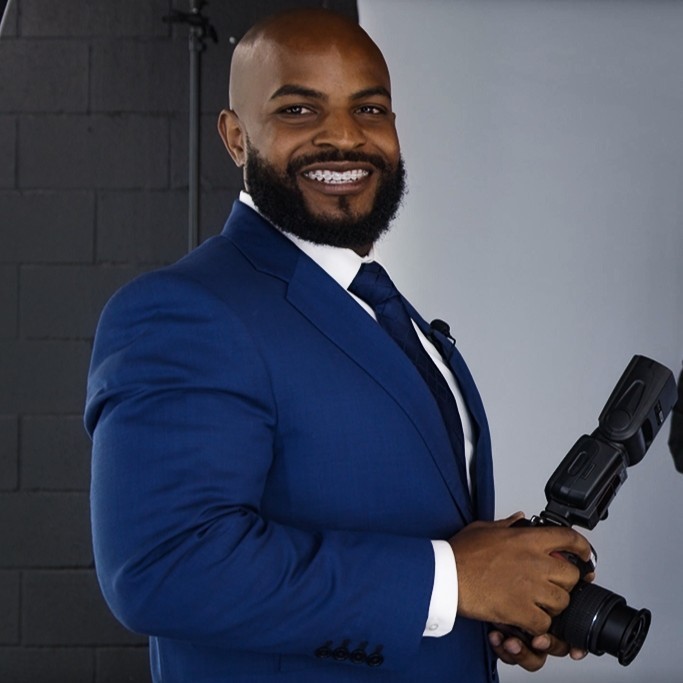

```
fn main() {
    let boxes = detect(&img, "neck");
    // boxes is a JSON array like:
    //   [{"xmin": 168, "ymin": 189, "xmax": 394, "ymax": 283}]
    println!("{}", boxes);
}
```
[{"xmin": 353, "ymin": 243, "xmax": 373, "ymax": 257}]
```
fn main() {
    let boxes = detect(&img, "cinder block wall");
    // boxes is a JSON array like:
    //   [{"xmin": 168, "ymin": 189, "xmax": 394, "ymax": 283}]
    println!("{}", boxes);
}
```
[{"xmin": 0, "ymin": 1, "xmax": 357, "ymax": 681}]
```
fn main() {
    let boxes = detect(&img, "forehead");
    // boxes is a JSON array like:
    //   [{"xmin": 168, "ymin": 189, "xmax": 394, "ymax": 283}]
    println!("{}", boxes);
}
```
[
  {"xmin": 282, "ymin": 42, "xmax": 387, "ymax": 87},
  {"xmin": 238, "ymin": 36, "xmax": 391, "ymax": 108}
]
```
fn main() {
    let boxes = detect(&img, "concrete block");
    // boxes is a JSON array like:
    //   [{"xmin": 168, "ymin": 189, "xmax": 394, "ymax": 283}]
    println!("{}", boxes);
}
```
[
  {"xmin": 91, "ymin": 40, "xmax": 186, "ymax": 113},
  {"xmin": 198, "ymin": 0, "xmax": 317, "ymax": 48},
  {"xmin": 19, "ymin": 115, "xmax": 169, "ymax": 190},
  {"xmin": 199, "ymin": 188, "xmax": 237, "ymax": 243},
  {"xmin": 0, "ymin": 116, "xmax": 16, "ymax": 187},
  {"xmin": 23, "ymin": 570, "xmax": 146, "ymax": 646},
  {"xmin": 322, "ymin": 0, "xmax": 358, "ymax": 19},
  {"xmin": 0, "ymin": 41, "xmax": 89, "ymax": 112},
  {"xmin": 97, "ymin": 189, "xmax": 235, "ymax": 260},
  {"xmin": 97, "ymin": 647, "xmax": 152, "ymax": 683},
  {"xmin": 0, "ymin": 571, "xmax": 19, "ymax": 644},
  {"xmin": 170, "ymin": 113, "xmax": 242, "ymax": 190},
  {"xmin": 0, "ymin": 191, "xmax": 94, "ymax": 264},
  {"xmin": 0, "ymin": 647, "xmax": 94, "ymax": 681},
  {"xmin": 21, "ymin": 0, "xmax": 170, "ymax": 38},
  {"xmin": 20, "ymin": 265, "xmax": 146, "ymax": 339},
  {"xmin": 0, "ymin": 416, "xmax": 18, "ymax": 491},
  {"xmin": 0, "ymin": 266, "xmax": 18, "ymax": 338},
  {"xmin": 195, "ymin": 29, "xmax": 231, "ymax": 116},
  {"xmin": 0, "ymin": 493, "xmax": 91, "ymax": 567},
  {"xmin": 97, "ymin": 191, "xmax": 188, "ymax": 264},
  {"xmin": 21, "ymin": 415, "xmax": 91, "ymax": 491},
  {"xmin": 0, "ymin": 340, "xmax": 91, "ymax": 413}
]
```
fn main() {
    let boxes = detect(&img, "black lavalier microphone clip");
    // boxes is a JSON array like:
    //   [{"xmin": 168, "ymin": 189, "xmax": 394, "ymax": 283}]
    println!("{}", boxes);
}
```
[{"xmin": 430, "ymin": 319, "xmax": 455, "ymax": 345}]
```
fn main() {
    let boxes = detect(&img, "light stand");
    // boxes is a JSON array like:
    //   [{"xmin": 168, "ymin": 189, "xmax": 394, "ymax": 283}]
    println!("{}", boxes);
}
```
[{"xmin": 164, "ymin": 1, "xmax": 218, "ymax": 251}]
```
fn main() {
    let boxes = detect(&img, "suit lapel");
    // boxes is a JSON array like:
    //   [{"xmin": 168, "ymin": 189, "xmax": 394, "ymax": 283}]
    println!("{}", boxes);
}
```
[
  {"xmin": 222, "ymin": 202, "xmax": 473, "ymax": 524},
  {"xmin": 410, "ymin": 308, "xmax": 495, "ymax": 521},
  {"xmin": 287, "ymin": 258, "xmax": 473, "ymax": 524}
]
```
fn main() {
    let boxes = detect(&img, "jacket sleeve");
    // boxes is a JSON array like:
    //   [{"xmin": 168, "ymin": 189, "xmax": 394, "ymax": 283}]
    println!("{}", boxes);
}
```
[{"xmin": 85, "ymin": 270, "xmax": 436, "ymax": 668}]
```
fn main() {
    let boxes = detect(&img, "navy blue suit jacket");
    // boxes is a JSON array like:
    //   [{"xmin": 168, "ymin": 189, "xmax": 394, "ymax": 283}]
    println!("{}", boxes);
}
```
[{"xmin": 86, "ymin": 201, "xmax": 497, "ymax": 682}]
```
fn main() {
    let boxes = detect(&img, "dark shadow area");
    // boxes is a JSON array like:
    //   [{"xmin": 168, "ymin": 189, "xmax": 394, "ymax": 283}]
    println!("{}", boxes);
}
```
[{"xmin": 0, "ymin": 1, "xmax": 357, "ymax": 680}]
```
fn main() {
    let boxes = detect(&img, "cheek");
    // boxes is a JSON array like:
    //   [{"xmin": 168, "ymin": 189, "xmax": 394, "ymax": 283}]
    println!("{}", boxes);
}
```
[
  {"xmin": 374, "ymin": 128, "xmax": 401, "ymax": 165},
  {"xmin": 260, "ymin": 126, "xmax": 312, "ymax": 165}
]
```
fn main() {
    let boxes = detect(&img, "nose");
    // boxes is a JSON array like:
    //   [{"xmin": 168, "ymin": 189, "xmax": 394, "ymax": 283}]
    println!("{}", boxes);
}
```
[{"xmin": 312, "ymin": 110, "xmax": 366, "ymax": 150}]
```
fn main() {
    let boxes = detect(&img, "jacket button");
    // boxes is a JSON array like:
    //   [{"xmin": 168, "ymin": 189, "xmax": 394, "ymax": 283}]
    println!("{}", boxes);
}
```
[
  {"xmin": 366, "ymin": 647, "xmax": 384, "ymax": 667},
  {"xmin": 333, "ymin": 640, "xmax": 350, "ymax": 661},
  {"xmin": 315, "ymin": 641, "xmax": 332, "ymax": 659},
  {"xmin": 350, "ymin": 646, "xmax": 367, "ymax": 664}
]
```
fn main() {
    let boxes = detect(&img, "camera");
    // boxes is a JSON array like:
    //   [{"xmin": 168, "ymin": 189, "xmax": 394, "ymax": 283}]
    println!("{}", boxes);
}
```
[{"xmin": 510, "ymin": 355, "xmax": 677, "ymax": 666}]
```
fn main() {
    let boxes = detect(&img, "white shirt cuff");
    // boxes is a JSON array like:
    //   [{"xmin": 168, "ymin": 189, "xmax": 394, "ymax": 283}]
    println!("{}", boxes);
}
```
[{"xmin": 423, "ymin": 540, "xmax": 458, "ymax": 637}]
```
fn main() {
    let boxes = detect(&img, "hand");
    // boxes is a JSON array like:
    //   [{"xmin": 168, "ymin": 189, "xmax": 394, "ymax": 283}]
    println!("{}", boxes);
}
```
[
  {"xmin": 488, "ymin": 629, "xmax": 588, "ymax": 672},
  {"xmin": 448, "ymin": 512, "xmax": 593, "ymax": 636},
  {"xmin": 487, "ymin": 561, "xmax": 596, "ymax": 671}
]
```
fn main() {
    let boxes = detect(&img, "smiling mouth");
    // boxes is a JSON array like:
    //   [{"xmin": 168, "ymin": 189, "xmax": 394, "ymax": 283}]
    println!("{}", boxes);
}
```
[{"xmin": 303, "ymin": 169, "xmax": 371, "ymax": 185}]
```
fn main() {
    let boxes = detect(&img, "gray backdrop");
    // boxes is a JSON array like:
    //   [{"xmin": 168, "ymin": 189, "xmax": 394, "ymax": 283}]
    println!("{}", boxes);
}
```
[{"xmin": 359, "ymin": 1, "xmax": 683, "ymax": 682}]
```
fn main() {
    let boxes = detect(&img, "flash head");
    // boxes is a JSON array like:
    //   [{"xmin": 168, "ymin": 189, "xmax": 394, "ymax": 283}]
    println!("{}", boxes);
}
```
[{"xmin": 542, "ymin": 355, "xmax": 677, "ymax": 530}]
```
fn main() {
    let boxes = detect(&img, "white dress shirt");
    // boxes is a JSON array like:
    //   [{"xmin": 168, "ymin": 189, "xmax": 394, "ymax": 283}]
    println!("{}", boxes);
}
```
[{"xmin": 239, "ymin": 191, "xmax": 471, "ymax": 638}]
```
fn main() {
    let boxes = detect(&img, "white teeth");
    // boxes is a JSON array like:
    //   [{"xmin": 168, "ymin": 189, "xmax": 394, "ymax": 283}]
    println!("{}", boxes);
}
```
[{"xmin": 304, "ymin": 169, "xmax": 369, "ymax": 184}]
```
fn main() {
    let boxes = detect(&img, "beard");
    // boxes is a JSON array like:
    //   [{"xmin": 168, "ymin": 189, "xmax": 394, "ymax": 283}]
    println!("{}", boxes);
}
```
[{"xmin": 244, "ymin": 142, "xmax": 407, "ymax": 250}]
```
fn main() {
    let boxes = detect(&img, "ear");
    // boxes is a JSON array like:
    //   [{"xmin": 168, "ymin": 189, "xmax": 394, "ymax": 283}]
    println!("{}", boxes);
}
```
[{"xmin": 217, "ymin": 109, "xmax": 246, "ymax": 167}]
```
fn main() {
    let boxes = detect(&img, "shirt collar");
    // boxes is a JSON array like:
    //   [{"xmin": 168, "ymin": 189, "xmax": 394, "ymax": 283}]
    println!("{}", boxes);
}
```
[{"xmin": 239, "ymin": 191, "xmax": 378, "ymax": 290}]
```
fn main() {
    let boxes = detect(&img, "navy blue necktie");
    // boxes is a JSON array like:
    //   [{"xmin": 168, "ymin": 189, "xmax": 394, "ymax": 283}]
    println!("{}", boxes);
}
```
[{"xmin": 349, "ymin": 262, "xmax": 467, "ymax": 477}]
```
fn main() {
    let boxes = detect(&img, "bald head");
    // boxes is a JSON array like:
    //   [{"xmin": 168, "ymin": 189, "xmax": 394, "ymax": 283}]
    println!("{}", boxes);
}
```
[
  {"xmin": 229, "ymin": 8, "xmax": 390, "ymax": 113},
  {"xmin": 216, "ymin": 8, "xmax": 403, "ymax": 255}
]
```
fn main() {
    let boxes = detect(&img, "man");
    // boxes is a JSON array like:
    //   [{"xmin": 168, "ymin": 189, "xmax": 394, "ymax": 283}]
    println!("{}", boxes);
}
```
[{"xmin": 86, "ymin": 8, "xmax": 592, "ymax": 682}]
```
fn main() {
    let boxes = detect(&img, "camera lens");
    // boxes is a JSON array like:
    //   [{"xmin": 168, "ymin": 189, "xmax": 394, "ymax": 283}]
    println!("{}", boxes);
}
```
[{"xmin": 551, "ymin": 581, "xmax": 651, "ymax": 666}]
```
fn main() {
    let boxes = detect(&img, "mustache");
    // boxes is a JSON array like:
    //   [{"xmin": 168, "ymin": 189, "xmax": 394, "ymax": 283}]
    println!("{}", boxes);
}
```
[{"xmin": 287, "ymin": 150, "xmax": 389, "ymax": 175}]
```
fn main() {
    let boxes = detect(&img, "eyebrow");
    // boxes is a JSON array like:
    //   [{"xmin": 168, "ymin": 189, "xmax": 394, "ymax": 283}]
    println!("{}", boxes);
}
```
[
  {"xmin": 269, "ymin": 84, "xmax": 392, "ymax": 102},
  {"xmin": 350, "ymin": 86, "xmax": 392, "ymax": 102},
  {"xmin": 270, "ymin": 84, "xmax": 326, "ymax": 101}
]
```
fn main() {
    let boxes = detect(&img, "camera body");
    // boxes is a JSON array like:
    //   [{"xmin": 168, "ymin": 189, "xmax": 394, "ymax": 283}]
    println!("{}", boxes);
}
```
[{"xmin": 514, "ymin": 355, "xmax": 677, "ymax": 666}]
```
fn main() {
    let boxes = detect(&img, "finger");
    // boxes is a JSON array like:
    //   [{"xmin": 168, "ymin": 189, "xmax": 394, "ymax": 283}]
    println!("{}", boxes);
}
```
[
  {"xmin": 498, "ymin": 511, "xmax": 526, "ymax": 526},
  {"xmin": 488, "ymin": 634, "xmax": 548, "ymax": 672},
  {"xmin": 540, "ymin": 577, "xmax": 574, "ymax": 612},
  {"xmin": 524, "ymin": 570, "xmax": 574, "ymax": 617},
  {"xmin": 545, "ymin": 554, "xmax": 583, "ymax": 593},
  {"xmin": 529, "ymin": 633, "xmax": 551, "ymax": 651},
  {"xmin": 570, "ymin": 647, "xmax": 588, "ymax": 660},
  {"xmin": 522, "ymin": 525, "xmax": 591, "ymax": 562},
  {"xmin": 531, "ymin": 633, "xmax": 570, "ymax": 657},
  {"xmin": 480, "ymin": 511, "xmax": 525, "ymax": 531},
  {"xmin": 547, "ymin": 527, "xmax": 593, "ymax": 563},
  {"xmin": 516, "ymin": 603, "xmax": 553, "ymax": 636}
]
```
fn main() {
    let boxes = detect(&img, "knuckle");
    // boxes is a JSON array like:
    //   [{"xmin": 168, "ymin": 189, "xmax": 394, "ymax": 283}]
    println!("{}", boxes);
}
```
[
  {"xmin": 529, "ymin": 612, "xmax": 552, "ymax": 636},
  {"xmin": 545, "ymin": 592, "xmax": 570, "ymax": 617},
  {"xmin": 557, "ymin": 589, "xmax": 572, "ymax": 611},
  {"xmin": 561, "ymin": 562, "xmax": 581, "ymax": 585},
  {"xmin": 549, "ymin": 584, "xmax": 571, "ymax": 611}
]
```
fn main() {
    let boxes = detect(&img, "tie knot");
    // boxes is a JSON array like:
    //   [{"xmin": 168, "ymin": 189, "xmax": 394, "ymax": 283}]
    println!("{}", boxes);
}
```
[{"xmin": 348, "ymin": 261, "xmax": 401, "ymax": 309}]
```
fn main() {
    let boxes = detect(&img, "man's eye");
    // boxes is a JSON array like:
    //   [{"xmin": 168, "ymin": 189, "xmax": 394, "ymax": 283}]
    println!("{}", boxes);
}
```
[
  {"xmin": 356, "ymin": 105, "xmax": 385, "ymax": 115},
  {"xmin": 281, "ymin": 105, "xmax": 313, "ymax": 116}
]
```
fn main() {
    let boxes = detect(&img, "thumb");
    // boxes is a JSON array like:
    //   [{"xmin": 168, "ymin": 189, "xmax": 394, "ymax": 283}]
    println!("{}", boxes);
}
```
[{"xmin": 494, "ymin": 511, "xmax": 526, "ymax": 527}]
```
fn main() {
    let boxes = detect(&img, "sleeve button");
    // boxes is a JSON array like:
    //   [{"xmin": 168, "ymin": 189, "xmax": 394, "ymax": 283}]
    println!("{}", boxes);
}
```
[
  {"xmin": 366, "ymin": 648, "xmax": 384, "ymax": 667},
  {"xmin": 315, "ymin": 641, "xmax": 332, "ymax": 659},
  {"xmin": 350, "ymin": 647, "xmax": 367, "ymax": 664},
  {"xmin": 333, "ymin": 639, "xmax": 350, "ymax": 661}
]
